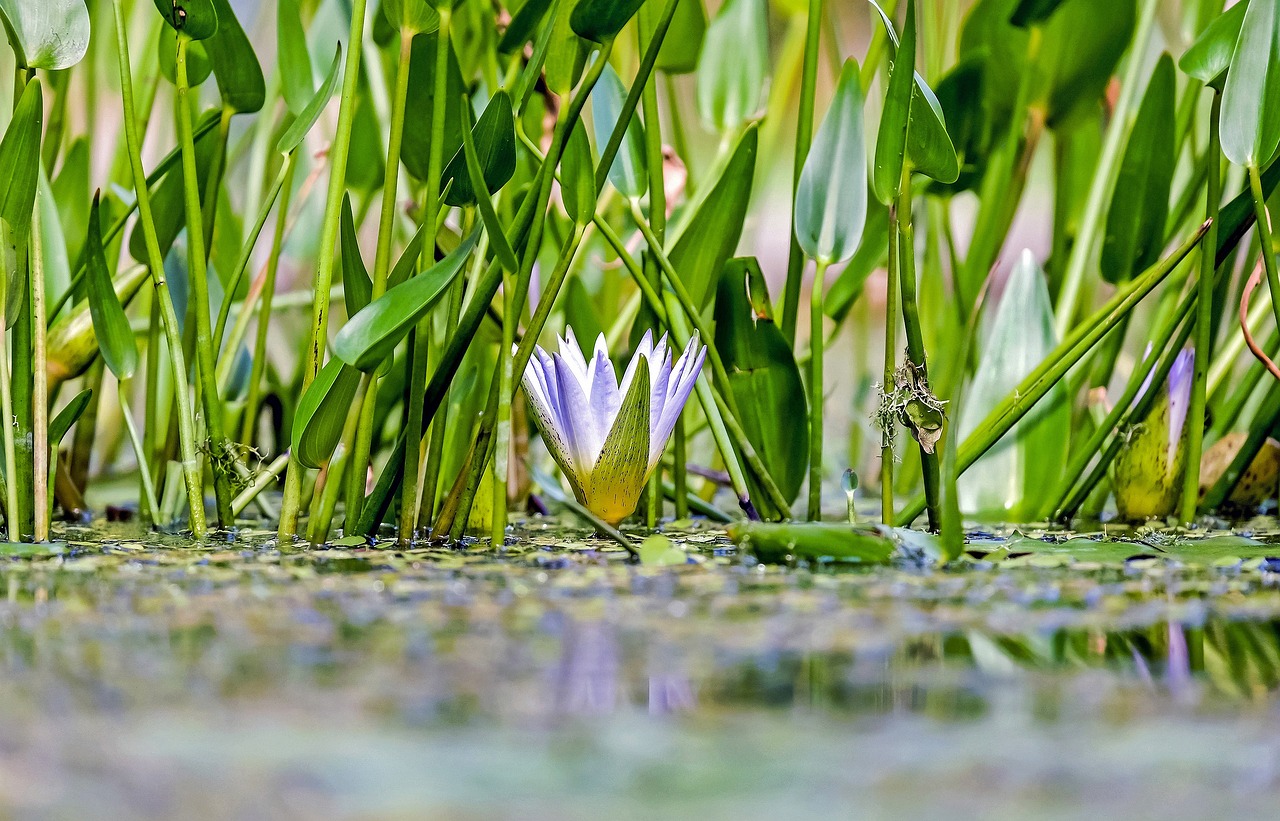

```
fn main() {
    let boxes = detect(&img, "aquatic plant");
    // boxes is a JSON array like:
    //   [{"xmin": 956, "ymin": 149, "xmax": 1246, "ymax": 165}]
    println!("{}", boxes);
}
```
[{"xmin": 0, "ymin": 0, "xmax": 1270, "ymax": 550}]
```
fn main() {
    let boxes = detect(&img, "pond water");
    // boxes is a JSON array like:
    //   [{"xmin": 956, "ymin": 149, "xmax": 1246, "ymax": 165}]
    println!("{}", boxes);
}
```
[{"xmin": 4, "ymin": 517, "xmax": 1280, "ymax": 819}]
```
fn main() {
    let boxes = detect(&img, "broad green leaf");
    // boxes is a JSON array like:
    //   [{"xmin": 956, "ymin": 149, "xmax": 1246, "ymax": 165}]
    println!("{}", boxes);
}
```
[
  {"xmin": 824, "ymin": 197, "xmax": 889, "ymax": 322},
  {"xmin": 0, "ymin": 0, "xmax": 89, "ymax": 69},
  {"xmin": 205, "ymin": 0, "xmax": 265, "ymax": 113},
  {"xmin": 0, "ymin": 78, "xmax": 43, "ymax": 240},
  {"xmin": 458, "ymin": 95, "xmax": 519, "ymax": 271},
  {"xmin": 49, "ymin": 388, "xmax": 91, "ymax": 448},
  {"xmin": 129, "ymin": 111, "xmax": 219, "ymax": 263},
  {"xmin": 957, "ymin": 250, "xmax": 1069, "ymax": 521},
  {"xmin": 277, "ymin": 0, "xmax": 314, "ymax": 114},
  {"xmin": 292, "ymin": 358, "xmax": 362, "ymax": 468},
  {"xmin": 382, "ymin": 0, "xmax": 440, "ymax": 33},
  {"xmin": 340, "ymin": 195, "xmax": 372, "ymax": 318},
  {"xmin": 85, "ymin": 194, "xmax": 137, "ymax": 381},
  {"xmin": 655, "ymin": 0, "xmax": 707, "ymax": 74},
  {"xmin": 1101, "ymin": 55, "xmax": 1175, "ymax": 284},
  {"xmin": 545, "ymin": 1, "xmax": 588, "ymax": 96},
  {"xmin": 571, "ymin": 0, "xmax": 644, "ymax": 41},
  {"xmin": 696, "ymin": 0, "xmax": 767, "ymax": 132},
  {"xmin": 714, "ymin": 258, "xmax": 808, "ymax": 517},
  {"xmin": 152, "ymin": 0, "xmax": 218, "ymax": 40},
  {"xmin": 277, "ymin": 44, "xmax": 342, "ymax": 155},
  {"xmin": 334, "ymin": 230, "xmax": 480, "ymax": 371},
  {"xmin": 872, "ymin": 0, "xmax": 916, "ymax": 204},
  {"xmin": 560, "ymin": 120, "xmax": 598, "ymax": 226},
  {"xmin": 159, "ymin": 25, "xmax": 211, "ymax": 86},
  {"xmin": 932, "ymin": 57, "xmax": 986, "ymax": 192},
  {"xmin": 1179, "ymin": 0, "xmax": 1246, "ymax": 89},
  {"xmin": 402, "ymin": 32, "xmax": 466, "ymax": 182},
  {"xmin": 666, "ymin": 124, "xmax": 757, "ymax": 308},
  {"xmin": 387, "ymin": 221, "xmax": 428, "ymax": 290},
  {"xmin": 907, "ymin": 78, "xmax": 960, "ymax": 184},
  {"xmin": 795, "ymin": 58, "xmax": 866, "ymax": 264},
  {"xmin": 498, "ymin": 0, "xmax": 553, "ymax": 52},
  {"xmin": 1221, "ymin": 0, "xmax": 1280, "ymax": 167},
  {"xmin": 581, "ymin": 356, "xmax": 649, "ymax": 523},
  {"xmin": 727, "ymin": 521, "xmax": 896, "ymax": 564},
  {"xmin": 592, "ymin": 64, "xmax": 647, "ymax": 200},
  {"xmin": 441, "ymin": 91, "xmax": 516, "ymax": 207},
  {"xmin": 47, "ymin": 266, "xmax": 149, "ymax": 387}
]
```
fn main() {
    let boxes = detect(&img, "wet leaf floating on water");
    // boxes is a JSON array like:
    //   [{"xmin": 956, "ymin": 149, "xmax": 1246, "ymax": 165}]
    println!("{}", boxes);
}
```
[
  {"xmin": 728, "ymin": 521, "xmax": 897, "ymax": 564},
  {"xmin": 0, "ymin": 0, "xmax": 89, "ymax": 70}
]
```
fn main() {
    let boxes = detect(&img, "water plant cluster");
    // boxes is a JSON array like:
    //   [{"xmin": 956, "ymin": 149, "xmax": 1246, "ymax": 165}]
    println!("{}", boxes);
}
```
[{"xmin": 0, "ymin": 0, "xmax": 1277, "ymax": 552}]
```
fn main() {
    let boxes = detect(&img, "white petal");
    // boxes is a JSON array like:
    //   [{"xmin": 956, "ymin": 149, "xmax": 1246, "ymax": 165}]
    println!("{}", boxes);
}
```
[
  {"xmin": 559, "ymin": 327, "xmax": 591, "ymax": 393},
  {"xmin": 554, "ymin": 353, "xmax": 606, "ymax": 475},
  {"xmin": 646, "ymin": 348, "xmax": 674, "ymax": 468},
  {"xmin": 586, "ymin": 335, "xmax": 622, "ymax": 433},
  {"xmin": 650, "ymin": 340, "xmax": 706, "ymax": 466}
]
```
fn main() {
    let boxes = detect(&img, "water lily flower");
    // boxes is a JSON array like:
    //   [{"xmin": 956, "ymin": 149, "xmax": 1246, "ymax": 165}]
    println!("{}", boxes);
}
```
[{"xmin": 522, "ymin": 329, "xmax": 707, "ymax": 524}]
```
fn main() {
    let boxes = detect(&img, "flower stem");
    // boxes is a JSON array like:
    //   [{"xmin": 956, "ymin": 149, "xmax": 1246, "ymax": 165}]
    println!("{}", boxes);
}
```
[
  {"xmin": 807, "ymin": 258, "xmax": 829, "ymax": 520},
  {"xmin": 278, "ymin": 0, "xmax": 370, "ymax": 543},
  {"xmin": 1248, "ymin": 163, "xmax": 1280, "ymax": 343},
  {"xmin": 30, "ymin": 196, "xmax": 48, "ymax": 541},
  {"xmin": 882, "ymin": 199, "xmax": 900, "ymax": 527},
  {"xmin": 112, "ymin": 0, "xmax": 206, "ymax": 538},
  {"xmin": 1180, "ymin": 91, "xmax": 1220, "ymax": 524},
  {"xmin": 175, "ymin": 33, "xmax": 235, "ymax": 527},
  {"xmin": 119, "ymin": 381, "xmax": 160, "ymax": 525}
]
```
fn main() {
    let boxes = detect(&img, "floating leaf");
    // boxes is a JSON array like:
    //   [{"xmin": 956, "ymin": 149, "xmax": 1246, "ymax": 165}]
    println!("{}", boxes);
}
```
[
  {"xmin": 1101, "ymin": 54, "xmax": 1175, "ymax": 284},
  {"xmin": 715, "ymin": 258, "xmax": 808, "ymax": 517},
  {"xmin": 656, "ymin": 0, "xmax": 707, "ymax": 74},
  {"xmin": 696, "ymin": 0, "xmax": 767, "ymax": 132},
  {"xmin": 152, "ymin": 0, "xmax": 218, "ymax": 40},
  {"xmin": 592, "ymin": 64, "xmax": 647, "ymax": 200},
  {"xmin": 334, "ymin": 231, "xmax": 480, "ymax": 371},
  {"xmin": 277, "ymin": 44, "xmax": 342, "ymax": 155},
  {"xmin": 795, "ymin": 58, "xmax": 866, "ymax": 264},
  {"xmin": 1179, "ymin": 1, "xmax": 1246, "ymax": 89},
  {"xmin": 441, "ymin": 91, "xmax": 516, "ymax": 207},
  {"xmin": 85, "ymin": 194, "xmax": 137, "ymax": 381},
  {"xmin": 292, "ymin": 359, "xmax": 362, "ymax": 469},
  {"xmin": 666, "ymin": 125, "xmax": 757, "ymax": 308},
  {"xmin": 571, "ymin": 0, "xmax": 645, "ymax": 41},
  {"xmin": 277, "ymin": 0, "xmax": 314, "ymax": 114},
  {"xmin": 1221, "ymin": 0, "xmax": 1280, "ymax": 168},
  {"xmin": 0, "ymin": 0, "xmax": 89, "ymax": 70},
  {"xmin": 872, "ymin": 0, "xmax": 916, "ymax": 204},
  {"xmin": 205, "ymin": 0, "xmax": 265, "ymax": 113},
  {"xmin": 340, "ymin": 195, "xmax": 372, "ymax": 318},
  {"xmin": 728, "ymin": 521, "xmax": 897, "ymax": 564},
  {"xmin": 0, "ymin": 78, "xmax": 43, "ymax": 240},
  {"xmin": 957, "ymin": 250, "xmax": 1069, "ymax": 521}
]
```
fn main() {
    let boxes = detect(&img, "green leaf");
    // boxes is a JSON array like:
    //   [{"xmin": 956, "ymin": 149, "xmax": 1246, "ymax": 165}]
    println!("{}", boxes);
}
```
[
  {"xmin": 824, "ymin": 197, "xmax": 889, "ymax": 322},
  {"xmin": 1179, "ymin": 0, "xmax": 1246, "ymax": 89},
  {"xmin": 292, "ymin": 359, "xmax": 362, "ymax": 469},
  {"xmin": 38, "ymin": 169, "xmax": 70, "ymax": 313},
  {"xmin": 795, "ymin": 58, "xmax": 866, "ymax": 264},
  {"xmin": 872, "ymin": 0, "xmax": 916, "ymax": 204},
  {"xmin": 333, "ymin": 230, "xmax": 480, "ymax": 371},
  {"xmin": 277, "ymin": 44, "xmax": 342, "ymax": 155},
  {"xmin": 0, "ymin": 78, "xmax": 43, "ymax": 241},
  {"xmin": 592, "ymin": 63, "xmax": 647, "ymax": 200},
  {"xmin": 560, "ymin": 120, "xmax": 598, "ymax": 226},
  {"xmin": 1009, "ymin": 0, "xmax": 1064, "ymax": 26},
  {"xmin": 382, "ymin": 0, "xmax": 440, "ymax": 33},
  {"xmin": 907, "ymin": 77, "xmax": 960, "ymax": 184},
  {"xmin": 957, "ymin": 250, "xmax": 1069, "ymax": 521},
  {"xmin": 570, "ymin": 0, "xmax": 645, "ymax": 42},
  {"xmin": 277, "ymin": 0, "xmax": 314, "ymax": 114},
  {"xmin": 441, "ymin": 91, "xmax": 517, "ymax": 207},
  {"xmin": 158, "ymin": 25, "xmax": 211, "ymax": 86},
  {"xmin": 637, "ymin": 535, "xmax": 689, "ymax": 566},
  {"xmin": 581, "ymin": 356, "xmax": 649, "ymax": 523},
  {"xmin": 932, "ymin": 57, "xmax": 987, "ymax": 192},
  {"xmin": 695, "ymin": 0, "xmax": 767, "ymax": 132},
  {"xmin": 666, "ymin": 124, "xmax": 757, "ymax": 308},
  {"xmin": 84, "ymin": 194, "xmax": 137, "ymax": 381},
  {"xmin": 129, "ymin": 110, "xmax": 218, "ymax": 263},
  {"xmin": 340, "ymin": 194, "xmax": 372, "ymax": 318},
  {"xmin": 714, "ymin": 258, "xmax": 808, "ymax": 516},
  {"xmin": 727, "ymin": 521, "xmax": 896, "ymax": 564},
  {"xmin": 387, "ymin": 221, "xmax": 429, "ymax": 290},
  {"xmin": 0, "ymin": 0, "xmax": 89, "ymax": 69},
  {"xmin": 152, "ymin": 0, "xmax": 218, "ymax": 41},
  {"xmin": 498, "ymin": 0, "xmax": 552, "ymax": 52},
  {"xmin": 458, "ymin": 95, "xmax": 519, "ymax": 271},
  {"xmin": 1221, "ymin": 0, "xmax": 1280, "ymax": 168},
  {"xmin": 205, "ymin": 0, "xmax": 265, "ymax": 113},
  {"xmin": 51, "ymin": 137, "xmax": 89, "ymax": 272},
  {"xmin": 655, "ymin": 0, "xmax": 707, "ymax": 74},
  {"xmin": 49, "ymin": 388, "xmax": 91, "ymax": 449},
  {"xmin": 402, "ymin": 32, "xmax": 466, "ymax": 182},
  {"xmin": 545, "ymin": 1, "xmax": 589, "ymax": 96},
  {"xmin": 1101, "ymin": 54, "xmax": 1175, "ymax": 284}
]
